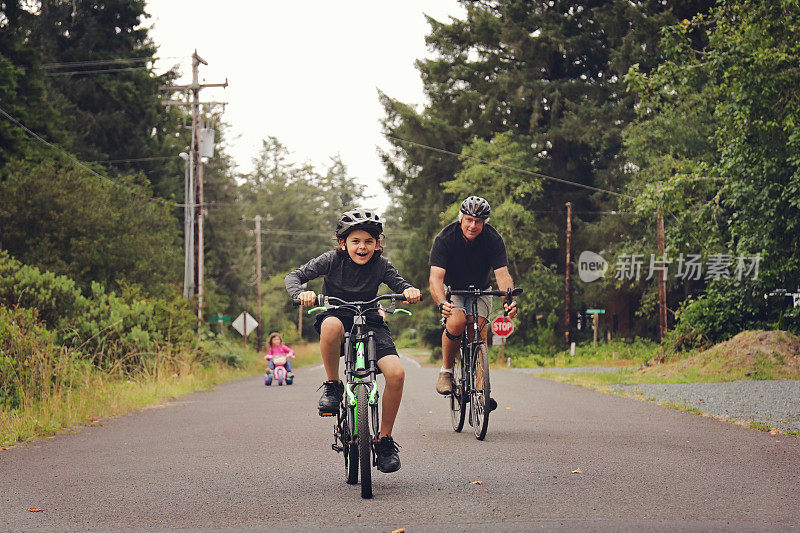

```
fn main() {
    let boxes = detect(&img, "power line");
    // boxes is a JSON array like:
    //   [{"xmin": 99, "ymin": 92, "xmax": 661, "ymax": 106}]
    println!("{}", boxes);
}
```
[
  {"xmin": 386, "ymin": 135, "xmax": 635, "ymax": 200},
  {"xmin": 0, "ymin": 103, "xmax": 184, "ymax": 209},
  {"xmin": 93, "ymin": 155, "xmax": 178, "ymax": 163},
  {"xmin": 41, "ymin": 56, "xmax": 186, "ymax": 69},
  {"xmin": 46, "ymin": 66, "xmax": 151, "ymax": 76}
]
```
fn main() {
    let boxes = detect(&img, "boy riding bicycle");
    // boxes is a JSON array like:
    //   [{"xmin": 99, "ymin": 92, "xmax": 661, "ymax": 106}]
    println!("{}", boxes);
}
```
[
  {"xmin": 285, "ymin": 209, "xmax": 420, "ymax": 473},
  {"xmin": 429, "ymin": 196, "xmax": 517, "ymax": 397}
]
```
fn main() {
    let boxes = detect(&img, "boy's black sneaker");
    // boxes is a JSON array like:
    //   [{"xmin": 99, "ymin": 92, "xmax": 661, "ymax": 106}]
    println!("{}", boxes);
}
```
[
  {"xmin": 374, "ymin": 436, "xmax": 401, "ymax": 473},
  {"xmin": 317, "ymin": 380, "xmax": 344, "ymax": 416}
]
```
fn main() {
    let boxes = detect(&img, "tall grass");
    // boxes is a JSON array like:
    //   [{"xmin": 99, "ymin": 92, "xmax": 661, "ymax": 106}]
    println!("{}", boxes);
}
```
[
  {"xmin": 0, "ymin": 350, "xmax": 260, "ymax": 446},
  {"xmin": 496, "ymin": 337, "xmax": 659, "ymax": 368},
  {"xmin": 0, "ymin": 306, "xmax": 263, "ymax": 446}
]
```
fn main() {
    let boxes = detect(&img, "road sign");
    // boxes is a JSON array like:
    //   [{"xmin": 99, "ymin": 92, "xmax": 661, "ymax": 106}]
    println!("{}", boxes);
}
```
[
  {"xmin": 209, "ymin": 316, "xmax": 231, "ymax": 323},
  {"xmin": 491, "ymin": 316, "xmax": 514, "ymax": 338},
  {"xmin": 586, "ymin": 309, "xmax": 605, "ymax": 314},
  {"xmin": 232, "ymin": 311, "xmax": 258, "ymax": 337}
]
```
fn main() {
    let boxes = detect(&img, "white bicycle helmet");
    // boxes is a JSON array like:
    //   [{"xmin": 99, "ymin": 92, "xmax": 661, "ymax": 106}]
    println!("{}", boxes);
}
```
[{"xmin": 460, "ymin": 196, "xmax": 491, "ymax": 218}]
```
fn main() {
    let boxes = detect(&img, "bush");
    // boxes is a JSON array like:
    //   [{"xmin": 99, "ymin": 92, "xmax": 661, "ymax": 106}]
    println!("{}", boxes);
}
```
[
  {"xmin": 0, "ymin": 251, "xmax": 88, "ymax": 329},
  {"xmin": 201, "ymin": 339, "xmax": 247, "ymax": 368},
  {"xmin": 0, "ymin": 252, "xmax": 200, "ymax": 366},
  {"xmin": 0, "ymin": 307, "xmax": 90, "ymax": 409},
  {"xmin": 665, "ymin": 276, "xmax": 799, "ymax": 352}
]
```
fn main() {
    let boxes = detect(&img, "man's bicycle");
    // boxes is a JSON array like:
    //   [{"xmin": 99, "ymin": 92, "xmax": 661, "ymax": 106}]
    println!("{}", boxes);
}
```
[
  {"xmin": 445, "ymin": 286, "xmax": 522, "ymax": 440},
  {"xmin": 297, "ymin": 293, "xmax": 413, "ymax": 499}
]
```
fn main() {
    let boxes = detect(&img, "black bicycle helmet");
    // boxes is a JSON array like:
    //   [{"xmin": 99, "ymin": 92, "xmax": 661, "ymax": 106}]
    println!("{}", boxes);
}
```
[
  {"xmin": 335, "ymin": 209, "xmax": 383, "ymax": 239},
  {"xmin": 460, "ymin": 196, "xmax": 491, "ymax": 218}
]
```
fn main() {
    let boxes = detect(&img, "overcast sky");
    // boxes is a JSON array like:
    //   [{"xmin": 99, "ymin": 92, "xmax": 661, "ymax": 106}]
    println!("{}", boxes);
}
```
[{"xmin": 145, "ymin": 1, "xmax": 464, "ymax": 213}]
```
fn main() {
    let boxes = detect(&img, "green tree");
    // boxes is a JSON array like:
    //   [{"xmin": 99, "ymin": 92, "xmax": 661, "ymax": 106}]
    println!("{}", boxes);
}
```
[
  {"xmin": 623, "ymin": 0, "xmax": 800, "ymax": 346},
  {"xmin": 381, "ymin": 0, "xmax": 714, "ymax": 343},
  {"xmin": 0, "ymin": 159, "xmax": 181, "ymax": 295}
]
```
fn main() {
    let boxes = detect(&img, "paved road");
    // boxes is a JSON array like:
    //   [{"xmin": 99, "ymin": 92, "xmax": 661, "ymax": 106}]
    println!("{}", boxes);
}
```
[{"xmin": 2, "ymin": 357, "xmax": 799, "ymax": 532}]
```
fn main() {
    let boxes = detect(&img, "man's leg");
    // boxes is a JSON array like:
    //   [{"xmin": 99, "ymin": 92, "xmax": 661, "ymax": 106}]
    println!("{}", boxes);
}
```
[
  {"xmin": 437, "ymin": 311, "xmax": 466, "ymax": 394},
  {"xmin": 472, "ymin": 316, "xmax": 489, "ymax": 390}
]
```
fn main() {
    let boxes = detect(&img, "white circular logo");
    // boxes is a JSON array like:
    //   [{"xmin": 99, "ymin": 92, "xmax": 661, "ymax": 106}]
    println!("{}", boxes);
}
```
[{"xmin": 578, "ymin": 251, "xmax": 608, "ymax": 283}]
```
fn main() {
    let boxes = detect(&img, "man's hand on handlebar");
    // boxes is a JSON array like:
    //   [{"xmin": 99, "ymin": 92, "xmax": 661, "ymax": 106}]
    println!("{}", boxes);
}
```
[
  {"xmin": 438, "ymin": 300, "xmax": 455, "ymax": 319},
  {"xmin": 298, "ymin": 290, "xmax": 317, "ymax": 307},
  {"xmin": 504, "ymin": 300, "xmax": 518, "ymax": 318},
  {"xmin": 403, "ymin": 287, "xmax": 421, "ymax": 304}
]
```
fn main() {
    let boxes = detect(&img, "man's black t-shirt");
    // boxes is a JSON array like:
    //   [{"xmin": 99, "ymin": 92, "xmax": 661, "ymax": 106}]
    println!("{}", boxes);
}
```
[{"xmin": 429, "ymin": 221, "xmax": 508, "ymax": 289}]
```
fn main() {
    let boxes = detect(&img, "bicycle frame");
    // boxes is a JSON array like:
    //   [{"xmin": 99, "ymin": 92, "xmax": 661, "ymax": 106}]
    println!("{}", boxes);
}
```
[{"xmin": 460, "ymin": 295, "xmax": 485, "ymax": 403}]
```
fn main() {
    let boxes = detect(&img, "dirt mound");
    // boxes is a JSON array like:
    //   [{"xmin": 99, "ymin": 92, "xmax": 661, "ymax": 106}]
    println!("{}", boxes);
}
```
[{"xmin": 648, "ymin": 330, "xmax": 800, "ymax": 380}]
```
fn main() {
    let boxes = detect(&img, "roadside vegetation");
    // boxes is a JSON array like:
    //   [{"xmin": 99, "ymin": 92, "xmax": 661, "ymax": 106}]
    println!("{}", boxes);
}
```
[{"xmin": 533, "ymin": 330, "xmax": 800, "ymax": 388}]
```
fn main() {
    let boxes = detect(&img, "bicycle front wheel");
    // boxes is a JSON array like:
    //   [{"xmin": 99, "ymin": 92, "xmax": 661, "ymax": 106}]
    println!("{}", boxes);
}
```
[
  {"xmin": 450, "ymin": 351, "xmax": 466, "ymax": 432},
  {"xmin": 357, "ymin": 385, "xmax": 373, "ymax": 499},
  {"xmin": 470, "ymin": 343, "xmax": 491, "ymax": 440}
]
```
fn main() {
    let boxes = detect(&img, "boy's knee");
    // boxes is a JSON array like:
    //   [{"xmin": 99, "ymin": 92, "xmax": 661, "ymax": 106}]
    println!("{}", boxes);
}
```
[
  {"xmin": 384, "ymin": 363, "xmax": 404, "ymax": 385},
  {"xmin": 319, "ymin": 317, "xmax": 344, "ymax": 339}
]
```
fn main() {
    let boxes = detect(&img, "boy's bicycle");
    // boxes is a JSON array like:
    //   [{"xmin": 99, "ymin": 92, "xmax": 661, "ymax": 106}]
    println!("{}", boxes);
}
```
[
  {"xmin": 295, "ymin": 293, "xmax": 413, "ymax": 499},
  {"xmin": 445, "ymin": 286, "xmax": 522, "ymax": 440}
]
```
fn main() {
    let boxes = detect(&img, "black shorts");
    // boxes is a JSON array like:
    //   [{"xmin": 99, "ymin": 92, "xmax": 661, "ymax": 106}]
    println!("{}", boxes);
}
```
[{"xmin": 313, "ymin": 310, "xmax": 398, "ymax": 361}]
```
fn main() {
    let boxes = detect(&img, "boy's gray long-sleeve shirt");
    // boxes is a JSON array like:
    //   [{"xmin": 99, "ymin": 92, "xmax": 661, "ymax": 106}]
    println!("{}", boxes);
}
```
[{"xmin": 285, "ymin": 250, "xmax": 412, "ymax": 307}]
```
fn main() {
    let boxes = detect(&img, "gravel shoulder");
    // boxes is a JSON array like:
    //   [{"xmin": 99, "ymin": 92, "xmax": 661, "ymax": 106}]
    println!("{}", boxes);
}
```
[
  {"xmin": 514, "ymin": 367, "xmax": 800, "ymax": 434},
  {"xmin": 612, "ymin": 380, "xmax": 800, "ymax": 433}
]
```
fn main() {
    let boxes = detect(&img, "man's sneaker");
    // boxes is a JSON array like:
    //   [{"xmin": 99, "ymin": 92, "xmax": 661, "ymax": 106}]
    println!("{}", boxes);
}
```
[
  {"xmin": 487, "ymin": 398, "xmax": 498, "ymax": 412},
  {"xmin": 317, "ymin": 380, "xmax": 344, "ymax": 416},
  {"xmin": 435, "ymin": 371, "xmax": 454, "ymax": 395},
  {"xmin": 374, "ymin": 436, "xmax": 401, "ymax": 473}
]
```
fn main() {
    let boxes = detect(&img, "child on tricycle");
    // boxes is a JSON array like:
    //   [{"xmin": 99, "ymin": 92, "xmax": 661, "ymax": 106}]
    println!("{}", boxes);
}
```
[{"xmin": 264, "ymin": 332, "xmax": 295, "ymax": 386}]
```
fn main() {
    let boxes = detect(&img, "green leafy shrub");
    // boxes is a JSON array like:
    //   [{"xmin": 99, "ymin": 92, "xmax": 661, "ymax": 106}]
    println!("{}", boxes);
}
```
[
  {"xmin": 200, "ymin": 339, "xmax": 246, "ymax": 368},
  {"xmin": 0, "ymin": 252, "xmax": 199, "ymax": 366},
  {"xmin": 665, "ymin": 276, "xmax": 798, "ymax": 352},
  {"xmin": 0, "ymin": 251, "xmax": 88, "ymax": 329},
  {"xmin": 0, "ymin": 306, "xmax": 90, "ymax": 409}
]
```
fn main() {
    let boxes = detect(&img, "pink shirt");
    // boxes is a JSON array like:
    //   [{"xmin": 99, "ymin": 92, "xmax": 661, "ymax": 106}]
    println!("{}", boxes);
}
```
[{"xmin": 266, "ymin": 344, "xmax": 294, "ymax": 359}]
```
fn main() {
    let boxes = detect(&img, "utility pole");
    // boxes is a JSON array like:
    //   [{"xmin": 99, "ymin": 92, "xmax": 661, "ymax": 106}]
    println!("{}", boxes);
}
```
[
  {"xmin": 254, "ymin": 215, "xmax": 263, "ymax": 351},
  {"xmin": 657, "ymin": 204, "xmax": 668, "ymax": 342},
  {"xmin": 180, "ymin": 151, "xmax": 194, "ymax": 298},
  {"xmin": 564, "ymin": 202, "xmax": 572, "ymax": 348},
  {"xmin": 161, "ymin": 50, "xmax": 227, "ymax": 323}
]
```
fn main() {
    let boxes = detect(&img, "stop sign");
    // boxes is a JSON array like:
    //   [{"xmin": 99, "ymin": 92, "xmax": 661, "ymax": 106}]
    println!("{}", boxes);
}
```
[{"xmin": 491, "ymin": 316, "xmax": 514, "ymax": 338}]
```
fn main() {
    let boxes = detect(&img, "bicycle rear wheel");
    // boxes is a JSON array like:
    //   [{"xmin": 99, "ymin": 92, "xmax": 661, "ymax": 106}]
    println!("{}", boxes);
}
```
[
  {"xmin": 357, "ymin": 385, "xmax": 373, "ymax": 499},
  {"xmin": 449, "ymin": 351, "xmax": 466, "ymax": 432},
  {"xmin": 470, "ymin": 343, "xmax": 491, "ymax": 440},
  {"xmin": 343, "ymin": 403, "xmax": 358, "ymax": 484}
]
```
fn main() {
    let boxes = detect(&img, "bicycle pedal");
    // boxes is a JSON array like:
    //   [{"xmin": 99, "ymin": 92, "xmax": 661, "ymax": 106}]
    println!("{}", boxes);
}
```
[{"xmin": 319, "ymin": 411, "xmax": 337, "ymax": 417}]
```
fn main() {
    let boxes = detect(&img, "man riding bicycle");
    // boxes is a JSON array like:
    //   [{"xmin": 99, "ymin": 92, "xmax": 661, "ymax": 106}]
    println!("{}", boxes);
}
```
[{"xmin": 429, "ymin": 196, "xmax": 517, "ymax": 397}]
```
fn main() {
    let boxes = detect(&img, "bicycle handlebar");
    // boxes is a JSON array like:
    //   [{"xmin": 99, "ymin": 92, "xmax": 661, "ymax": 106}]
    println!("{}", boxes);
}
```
[
  {"xmin": 292, "ymin": 293, "xmax": 420, "ymax": 310},
  {"xmin": 444, "ymin": 286, "xmax": 523, "ymax": 318},
  {"xmin": 445, "ymin": 286, "xmax": 523, "ymax": 299}
]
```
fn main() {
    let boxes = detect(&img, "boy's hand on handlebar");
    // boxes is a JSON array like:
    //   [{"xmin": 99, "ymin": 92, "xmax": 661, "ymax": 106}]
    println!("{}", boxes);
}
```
[
  {"xmin": 504, "ymin": 300, "xmax": 518, "ymax": 318},
  {"xmin": 403, "ymin": 287, "xmax": 421, "ymax": 303},
  {"xmin": 298, "ymin": 290, "xmax": 317, "ymax": 307}
]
